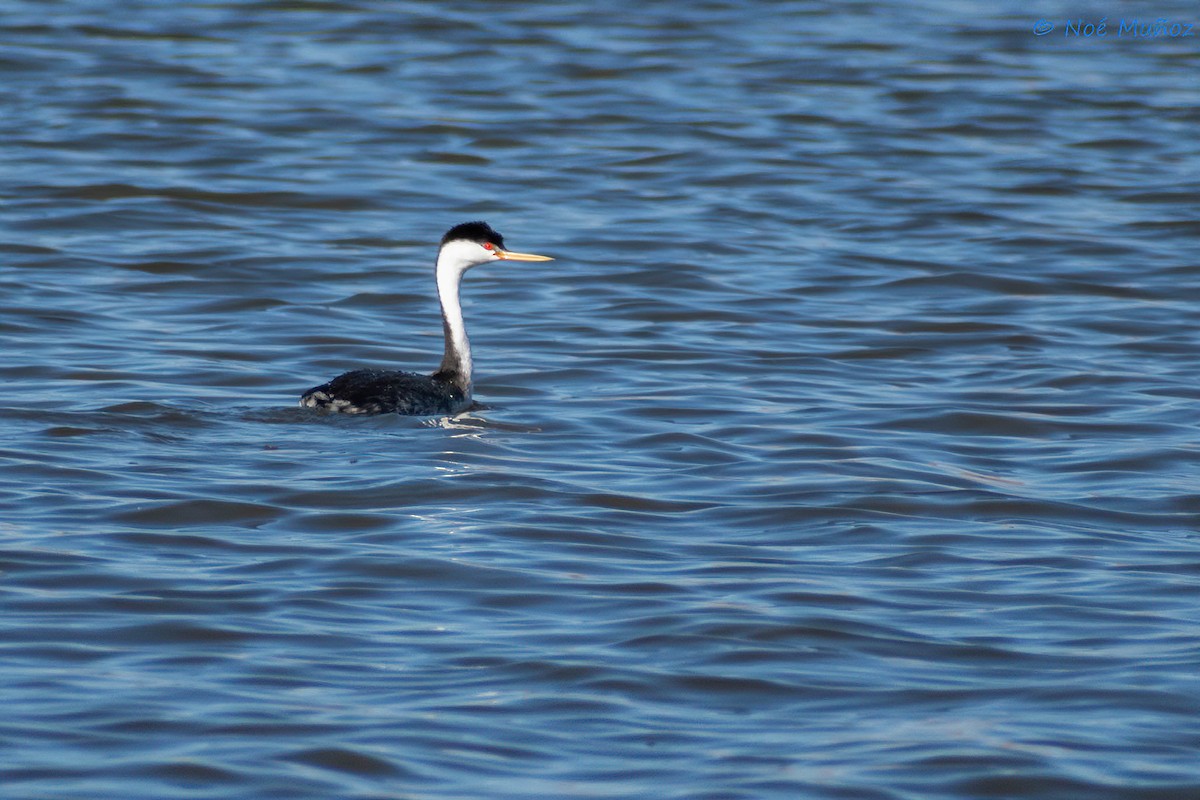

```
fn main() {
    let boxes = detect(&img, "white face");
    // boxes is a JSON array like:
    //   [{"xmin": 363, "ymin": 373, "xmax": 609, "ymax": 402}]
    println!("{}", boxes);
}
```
[{"xmin": 437, "ymin": 238, "xmax": 502, "ymax": 274}]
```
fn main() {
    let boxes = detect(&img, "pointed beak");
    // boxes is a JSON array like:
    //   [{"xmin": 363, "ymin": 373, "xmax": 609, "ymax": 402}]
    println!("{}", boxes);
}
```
[{"xmin": 496, "ymin": 249, "xmax": 554, "ymax": 262}]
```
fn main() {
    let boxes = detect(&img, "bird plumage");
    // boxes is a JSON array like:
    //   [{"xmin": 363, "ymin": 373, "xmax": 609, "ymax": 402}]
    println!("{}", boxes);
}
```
[
  {"xmin": 301, "ymin": 368, "xmax": 467, "ymax": 415},
  {"xmin": 299, "ymin": 221, "xmax": 552, "ymax": 416}
]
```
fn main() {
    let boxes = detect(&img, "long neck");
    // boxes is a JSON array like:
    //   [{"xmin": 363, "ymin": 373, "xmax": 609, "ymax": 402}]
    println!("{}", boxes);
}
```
[{"xmin": 435, "ymin": 259, "xmax": 472, "ymax": 391}]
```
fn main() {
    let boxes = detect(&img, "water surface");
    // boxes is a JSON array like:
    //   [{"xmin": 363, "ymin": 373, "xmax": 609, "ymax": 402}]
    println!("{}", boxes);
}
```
[{"xmin": 2, "ymin": 1, "xmax": 1200, "ymax": 798}]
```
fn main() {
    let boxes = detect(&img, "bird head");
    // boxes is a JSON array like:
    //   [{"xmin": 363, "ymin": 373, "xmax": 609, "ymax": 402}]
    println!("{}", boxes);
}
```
[{"xmin": 437, "ymin": 221, "xmax": 554, "ymax": 273}]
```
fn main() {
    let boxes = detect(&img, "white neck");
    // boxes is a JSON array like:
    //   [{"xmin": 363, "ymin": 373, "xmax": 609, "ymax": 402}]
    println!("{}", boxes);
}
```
[{"xmin": 434, "ymin": 243, "xmax": 476, "ymax": 390}]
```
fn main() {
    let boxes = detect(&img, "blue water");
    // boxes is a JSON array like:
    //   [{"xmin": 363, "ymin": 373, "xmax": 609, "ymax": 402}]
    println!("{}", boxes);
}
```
[{"xmin": 3, "ymin": 1, "xmax": 1200, "ymax": 798}]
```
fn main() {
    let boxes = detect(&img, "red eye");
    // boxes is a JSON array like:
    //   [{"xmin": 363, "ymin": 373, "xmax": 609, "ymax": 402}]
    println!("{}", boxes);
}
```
[{"xmin": 483, "ymin": 242, "xmax": 493, "ymax": 250}]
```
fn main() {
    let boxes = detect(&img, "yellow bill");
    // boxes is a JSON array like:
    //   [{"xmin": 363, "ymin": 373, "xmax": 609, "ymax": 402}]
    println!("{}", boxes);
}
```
[{"xmin": 497, "ymin": 249, "xmax": 554, "ymax": 262}]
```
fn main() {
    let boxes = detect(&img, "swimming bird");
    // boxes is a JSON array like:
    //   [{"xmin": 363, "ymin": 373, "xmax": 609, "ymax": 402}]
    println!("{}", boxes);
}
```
[{"xmin": 300, "ymin": 221, "xmax": 553, "ymax": 415}]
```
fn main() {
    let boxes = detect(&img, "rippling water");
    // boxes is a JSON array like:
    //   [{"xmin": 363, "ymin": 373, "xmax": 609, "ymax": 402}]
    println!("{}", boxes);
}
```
[{"xmin": 3, "ymin": 1, "xmax": 1200, "ymax": 798}]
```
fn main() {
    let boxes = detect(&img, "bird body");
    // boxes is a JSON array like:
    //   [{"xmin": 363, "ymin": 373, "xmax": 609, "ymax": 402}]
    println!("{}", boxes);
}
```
[
  {"xmin": 300, "ymin": 368, "xmax": 468, "ymax": 416},
  {"xmin": 300, "ymin": 221, "xmax": 552, "ymax": 416}
]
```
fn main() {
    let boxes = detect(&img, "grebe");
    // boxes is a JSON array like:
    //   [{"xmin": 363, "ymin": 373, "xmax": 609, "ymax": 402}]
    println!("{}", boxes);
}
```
[{"xmin": 300, "ymin": 221, "xmax": 553, "ymax": 415}]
